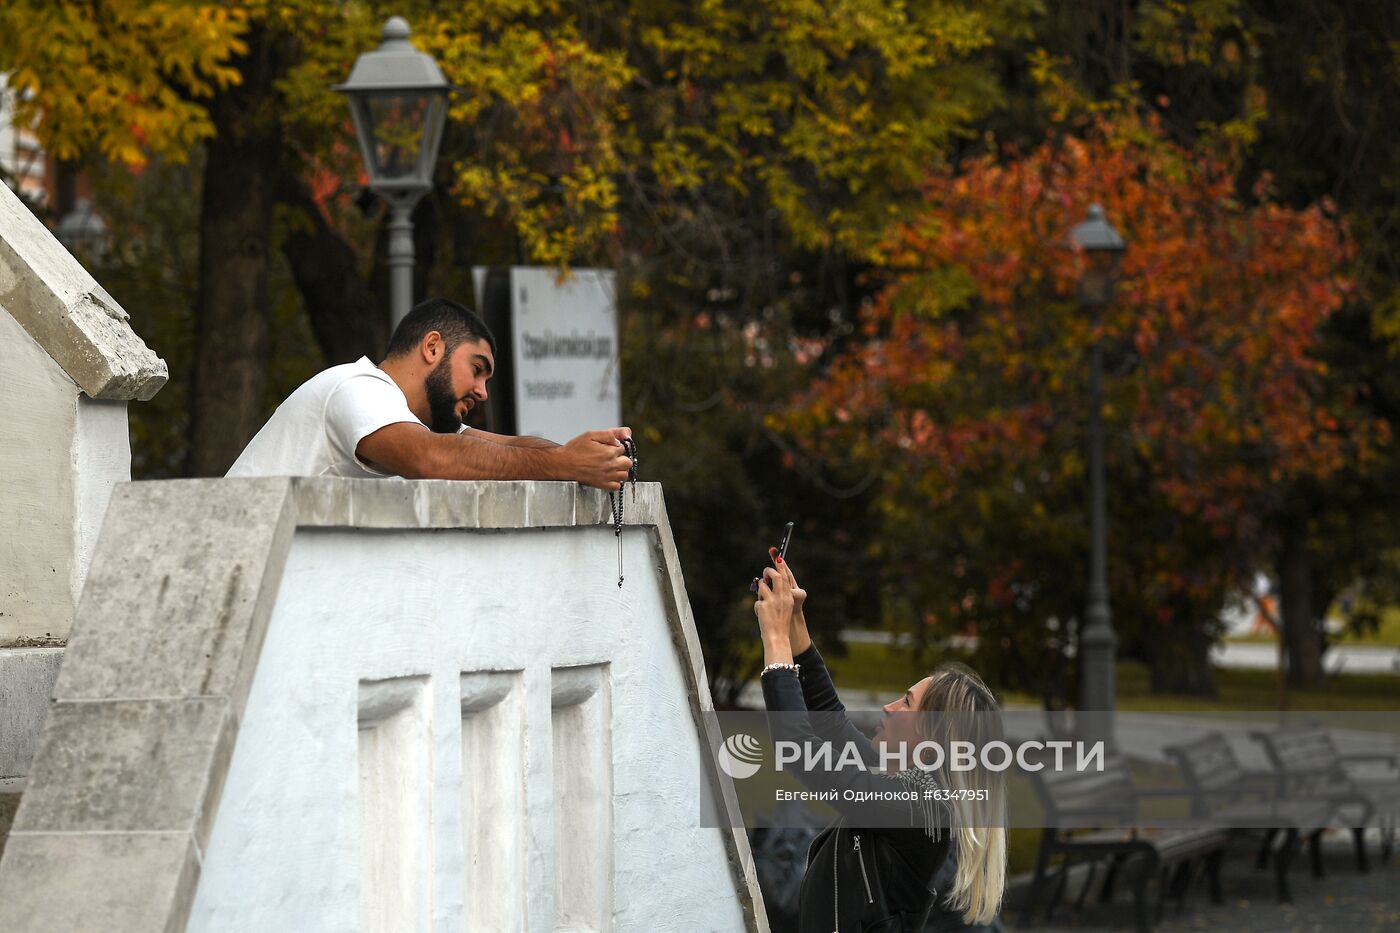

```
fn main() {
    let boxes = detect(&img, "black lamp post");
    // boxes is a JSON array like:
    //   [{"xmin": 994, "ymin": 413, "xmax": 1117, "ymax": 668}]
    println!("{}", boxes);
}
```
[
  {"xmin": 335, "ymin": 16, "xmax": 451, "ymax": 329},
  {"xmin": 1069, "ymin": 204, "xmax": 1125, "ymax": 743}
]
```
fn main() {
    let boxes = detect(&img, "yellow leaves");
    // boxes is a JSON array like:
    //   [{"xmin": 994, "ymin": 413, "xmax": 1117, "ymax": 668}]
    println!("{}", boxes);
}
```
[
  {"xmin": 10, "ymin": 67, "xmax": 41, "ymax": 96},
  {"xmin": 0, "ymin": 1, "xmax": 249, "ymax": 165},
  {"xmin": 0, "ymin": 0, "xmax": 978, "ymax": 270},
  {"xmin": 457, "ymin": 156, "xmax": 623, "ymax": 268},
  {"xmin": 1370, "ymin": 285, "xmax": 1400, "ymax": 356},
  {"xmin": 1028, "ymin": 48, "xmax": 1088, "ymax": 123},
  {"xmin": 650, "ymin": 138, "xmax": 708, "ymax": 192}
]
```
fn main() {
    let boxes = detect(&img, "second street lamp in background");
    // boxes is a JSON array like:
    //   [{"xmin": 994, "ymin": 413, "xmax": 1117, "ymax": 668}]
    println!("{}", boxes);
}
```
[
  {"xmin": 55, "ymin": 198, "xmax": 109, "ymax": 262},
  {"xmin": 335, "ymin": 16, "xmax": 451, "ymax": 329},
  {"xmin": 1069, "ymin": 203, "xmax": 1126, "ymax": 745}
]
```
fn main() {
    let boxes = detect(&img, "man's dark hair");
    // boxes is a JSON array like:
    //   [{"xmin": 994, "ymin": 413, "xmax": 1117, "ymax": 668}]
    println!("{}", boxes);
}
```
[{"xmin": 384, "ymin": 297, "xmax": 497, "ymax": 360}]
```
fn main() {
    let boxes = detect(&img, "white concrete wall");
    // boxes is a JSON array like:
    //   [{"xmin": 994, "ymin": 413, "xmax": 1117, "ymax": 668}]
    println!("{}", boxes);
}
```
[
  {"xmin": 189, "ymin": 524, "xmax": 748, "ymax": 932},
  {"xmin": 358, "ymin": 676, "xmax": 433, "ymax": 932},
  {"xmin": 0, "ymin": 307, "xmax": 78, "ymax": 642},
  {"xmin": 0, "ymin": 308, "xmax": 131, "ymax": 643},
  {"xmin": 72, "ymin": 397, "xmax": 131, "ymax": 589},
  {"xmin": 0, "ymin": 168, "xmax": 158, "ymax": 807},
  {"xmin": 461, "ymin": 670, "xmax": 527, "ymax": 929}
]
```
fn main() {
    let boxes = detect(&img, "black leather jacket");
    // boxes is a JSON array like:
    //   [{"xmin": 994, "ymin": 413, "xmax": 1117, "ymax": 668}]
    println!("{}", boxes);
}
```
[{"xmin": 762, "ymin": 646, "xmax": 951, "ymax": 932}]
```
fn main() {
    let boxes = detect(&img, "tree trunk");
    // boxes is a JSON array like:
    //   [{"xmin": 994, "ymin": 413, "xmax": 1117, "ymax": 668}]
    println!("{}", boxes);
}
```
[
  {"xmin": 185, "ymin": 30, "xmax": 295, "ymax": 476},
  {"xmin": 1277, "ymin": 523, "xmax": 1326, "ymax": 689},
  {"xmin": 278, "ymin": 170, "xmax": 385, "ymax": 365},
  {"xmin": 280, "ymin": 173, "xmax": 442, "ymax": 366},
  {"xmin": 1146, "ymin": 614, "xmax": 1218, "ymax": 697}
]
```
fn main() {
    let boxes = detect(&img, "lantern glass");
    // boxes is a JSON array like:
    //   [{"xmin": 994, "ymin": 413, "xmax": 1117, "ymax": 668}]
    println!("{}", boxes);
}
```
[
  {"xmin": 349, "ymin": 90, "xmax": 449, "ymax": 188},
  {"xmin": 1078, "ymin": 249, "xmax": 1123, "ymax": 308},
  {"xmin": 369, "ymin": 92, "xmax": 427, "ymax": 179}
]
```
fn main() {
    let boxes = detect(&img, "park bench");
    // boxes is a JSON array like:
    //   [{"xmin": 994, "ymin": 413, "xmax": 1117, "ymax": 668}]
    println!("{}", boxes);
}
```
[
  {"xmin": 1022, "ymin": 752, "xmax": 1227, "ymax": 933},
  {"xmin": 1164, "ymin": 731, "xmax": 1335, "ymax": 903},
  {"xmin": 1251, "ymin": 723, "xmax": 1397, "ymax": 871}
]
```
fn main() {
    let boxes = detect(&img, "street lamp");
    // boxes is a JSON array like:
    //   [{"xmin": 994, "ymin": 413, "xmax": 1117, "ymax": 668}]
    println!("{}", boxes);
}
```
[
  {"xmin": 1069, "ymin": 203, "xmax": 1125, "ymax": 743},
  {"xmin": 335, "ymin": 16, "xmax": 451, "ymax": 329},
  {"xmin": 56, "ymin": 198, "xmax": 109, "ymax": 261}
]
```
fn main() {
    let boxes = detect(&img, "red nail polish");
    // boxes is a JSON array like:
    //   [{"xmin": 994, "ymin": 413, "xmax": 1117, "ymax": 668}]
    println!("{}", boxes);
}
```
[{"xmin": 775, "ymin": 556, "xmax": 783, "ymax": 564}]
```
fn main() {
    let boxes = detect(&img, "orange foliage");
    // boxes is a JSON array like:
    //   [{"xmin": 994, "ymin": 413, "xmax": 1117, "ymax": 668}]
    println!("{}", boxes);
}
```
[
  {"xmin": 778, "ymin": 111, "xmax": 1388, "ymax": 648},
  {"xmin": 789, "ymin": 111, "xmax": 1381, "ymax": 536}
]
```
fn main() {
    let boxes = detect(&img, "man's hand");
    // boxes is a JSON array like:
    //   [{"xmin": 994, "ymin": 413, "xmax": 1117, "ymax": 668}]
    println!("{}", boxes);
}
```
[
  {"xmin": 557, "ymin": 429, "xmax": 634, "ymax": 490},
  {"xmin": 601, "ymin": 426, "xmax": 632, "ymax": 444}
]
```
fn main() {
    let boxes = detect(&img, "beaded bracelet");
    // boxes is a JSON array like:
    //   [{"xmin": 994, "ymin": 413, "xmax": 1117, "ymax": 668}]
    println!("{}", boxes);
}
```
[{"xmin": 761, "ymin": 662, "xmax": 801, "ymax": 677}]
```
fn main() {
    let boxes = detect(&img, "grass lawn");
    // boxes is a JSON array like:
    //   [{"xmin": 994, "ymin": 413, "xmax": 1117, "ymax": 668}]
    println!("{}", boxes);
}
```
[{"xmin": 818, "ymin": 640, "xmax": 1400, "ymax": 711}]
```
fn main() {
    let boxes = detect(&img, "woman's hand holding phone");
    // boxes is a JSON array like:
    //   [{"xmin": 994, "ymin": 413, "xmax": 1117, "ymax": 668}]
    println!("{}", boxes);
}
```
[
  {"xmin": 753, "ymin": 566, "xmax": 795, "ymax": 667},
  {"xmin": 768, "ymin": 546, "xmax": 812, "ymax": 654}
]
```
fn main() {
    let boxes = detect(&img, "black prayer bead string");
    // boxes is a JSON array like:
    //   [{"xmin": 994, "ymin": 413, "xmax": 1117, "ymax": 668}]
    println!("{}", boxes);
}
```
[{"xmin": 608, "ymin": 437, "xmax": 639, "ymax": 587}]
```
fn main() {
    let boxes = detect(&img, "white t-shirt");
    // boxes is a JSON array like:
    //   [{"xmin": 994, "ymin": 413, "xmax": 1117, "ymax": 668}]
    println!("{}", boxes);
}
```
[{"xmin": 227, "ymin": 357, "xmax": 424, "ymax": 478}]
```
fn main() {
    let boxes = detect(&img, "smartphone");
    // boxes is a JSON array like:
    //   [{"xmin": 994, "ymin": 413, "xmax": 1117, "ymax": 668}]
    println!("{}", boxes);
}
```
[
  {"xmin": 752, "ymin": 522, "xmax": 796, "ymax": 592},
  {"xmin": 776, "ymin": 521, "xmax": 795, "ymax": 561}
]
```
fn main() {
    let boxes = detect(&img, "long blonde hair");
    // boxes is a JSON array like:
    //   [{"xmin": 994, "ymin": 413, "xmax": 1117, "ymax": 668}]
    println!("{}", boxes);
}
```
[{"xmin": 914, "ymin": 662, "xmax": 1007, "ymax": 925}]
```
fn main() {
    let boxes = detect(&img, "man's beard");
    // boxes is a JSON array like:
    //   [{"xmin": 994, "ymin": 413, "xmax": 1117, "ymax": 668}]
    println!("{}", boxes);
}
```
[{"xmin": 425, "ymin": 357, "xmax": 462, "ymax": 434}]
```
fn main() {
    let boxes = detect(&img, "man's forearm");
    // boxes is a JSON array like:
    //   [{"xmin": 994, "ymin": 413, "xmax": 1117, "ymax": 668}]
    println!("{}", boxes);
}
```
[
  {"xmin": 427, "ymin": 432, "xmax": 565, "ymax": 481},
  {"xmin": 463, "ymin": 427, "xmax": 560, "ymax": 450},
  {"xmin": 499, "ymin": 434, "xmax": 560, "ymax": 450}
]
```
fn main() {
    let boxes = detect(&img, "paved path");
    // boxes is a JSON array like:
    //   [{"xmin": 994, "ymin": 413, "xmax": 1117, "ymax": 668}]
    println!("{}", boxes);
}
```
[
  {"xmin": 1007, "ymin": 832, "xmax": 1400, "ymax": 932},
  {"xmin": 1213, "ymin": 640, "xmax": 1400, "ymax": 674}
]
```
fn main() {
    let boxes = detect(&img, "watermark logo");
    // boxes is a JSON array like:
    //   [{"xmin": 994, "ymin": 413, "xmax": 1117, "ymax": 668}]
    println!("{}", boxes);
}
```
[
  {"xmin": 718, "ymin": 733, "xmax": 765, "ymax": 779},
  {"xmin": 773, "ymin": 738, "xmax": 1105, "ymax": 774}
]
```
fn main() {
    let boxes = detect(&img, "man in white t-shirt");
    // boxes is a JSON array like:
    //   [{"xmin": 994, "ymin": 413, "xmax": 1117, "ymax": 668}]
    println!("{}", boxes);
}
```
[{"xmin": 227, "ymin": 298, "xmax": 633, "ymax": 489}]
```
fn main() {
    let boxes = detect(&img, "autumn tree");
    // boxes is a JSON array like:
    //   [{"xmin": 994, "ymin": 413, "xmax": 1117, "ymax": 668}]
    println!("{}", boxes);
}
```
[
  {"xmin": 1139, "ymin": 0, "xmax": 1400, "ymax": 689},
  {"xmin": 0, "ymin": 0, "xmax": 1036, "ymax": 472},
  {"xmin": 779, "ymin": 110, "xmax": 1384, "ymax": 696},
  {"xmin": 990, "ymin": 0, "xmax": 1400, "ymax": 687},
  {"xmin": 0, "ymin": 0, "xmax": 1040, "ymax": 694}
]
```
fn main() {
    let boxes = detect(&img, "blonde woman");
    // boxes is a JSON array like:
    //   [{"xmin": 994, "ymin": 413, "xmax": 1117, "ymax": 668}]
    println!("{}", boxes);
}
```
[{"xmin": 754, "ymin": 556, "xmax": 1007, "ymax": 931}]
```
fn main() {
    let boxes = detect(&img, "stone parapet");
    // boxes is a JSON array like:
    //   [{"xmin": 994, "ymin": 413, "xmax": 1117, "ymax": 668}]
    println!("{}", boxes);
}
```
[
  {"xmin": 0, "ymin": 478, "xmax": 764, "ymax": 932},
  {"xmin": 0, "ymin": 648, "xmax": 63, "ymax": 783},
  {"xmin": 0, "ymin": 182, "xmax": 166, "ymax": 400},
  {"xmin": 0, "ymin": 180, "xmax": 166, "ymax": 644}
]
